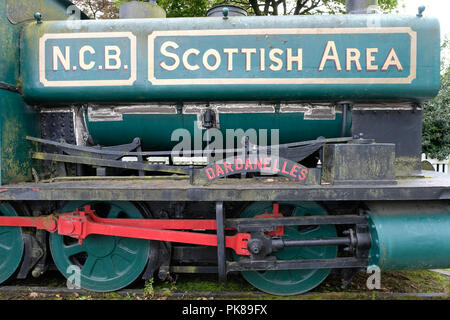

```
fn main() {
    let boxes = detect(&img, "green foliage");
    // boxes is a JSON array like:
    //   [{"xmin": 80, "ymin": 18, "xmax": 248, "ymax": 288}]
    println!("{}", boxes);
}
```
[
  {"xmin": 113, "ymin": 0, "xmax": 221, "ymax": 17},
  {"xmin": 422, "ymin": 59, "xmax": 450, "ymax": 161},
  {"xmin": 143, "ymin": 277, "xmax": 155, "ymax": 298},
  {"xmin": 113, "ymin": 0, "xmax": 398, "ymax": 17},
  {"xmin": 113, "ymin": 0, "xmax": 145, "ymax": 7},
  {"xmin": 158, "ymin": 0, "xmax": 217, "ymax": 18}
]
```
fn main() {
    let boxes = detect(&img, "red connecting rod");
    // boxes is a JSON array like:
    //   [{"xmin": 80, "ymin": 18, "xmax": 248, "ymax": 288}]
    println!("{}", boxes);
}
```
[{"xmin": 0, "ymin": 206, "xmax": 250, "ymax": 255}]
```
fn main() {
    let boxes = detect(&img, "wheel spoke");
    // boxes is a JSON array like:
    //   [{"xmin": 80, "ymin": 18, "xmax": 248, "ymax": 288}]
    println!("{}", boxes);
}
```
[
  {"xmin": 108, "ymin": 206, "xmax": 122, "ymax": 219},
  {"xmin": 0, "ymin": 245, "xmax": 8, "ymax": 259},
  {"xmin": 298, "ymin": 246, "xmax": 322, "ymax": 260},
  {"xmin": 0, "ymin": 243, "xmax": 11, "ymax": 251},
  {"xmin": 102, "ymin": 256, "xmax": 118, "ymax": 278},
  {"xmin": 64, "ymin": 243, "xmax": 86, "ymax": 257},
  {"xmin": 117, "ymin": 238, "xmax": 138, "ymax": 254},
  {"xmin": 298, "ymin": 226, "xmax": 324, "ymax": 238},
  {"xmin": 114, "ymin": 245, "xmax": 135, "ymax": 263},
  {"xmin": 81, "ymin": 255, "xmax": 97, "ymax": 277},
  {"xmin": 289, "ymin": 269, "xmax": 308, "ymax": 282},
  {"xmin": 262, "ymin": 270, "xmax": 277, "ymax": 281}
]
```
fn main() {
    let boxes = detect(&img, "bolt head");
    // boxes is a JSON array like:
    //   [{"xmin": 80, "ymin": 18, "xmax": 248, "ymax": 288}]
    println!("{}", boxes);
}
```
[{"xmin": 34, "ymin": 12, "xmax": 42, "ymax": 21}]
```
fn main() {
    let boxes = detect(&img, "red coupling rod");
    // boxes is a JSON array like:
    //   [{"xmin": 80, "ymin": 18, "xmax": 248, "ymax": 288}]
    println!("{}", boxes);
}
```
[{"xmin": 0, "ymin": 205, "xmax": 251, "ymax": 255}]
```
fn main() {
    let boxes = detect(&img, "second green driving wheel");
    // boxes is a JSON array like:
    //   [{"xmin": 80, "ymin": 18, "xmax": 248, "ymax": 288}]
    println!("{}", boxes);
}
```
[
  {"xmin": 50, "ymin": 201, "xmax": 150, "ymax": 292},
  {"xmin": 236, "ymin": 201, "xmax": 337, "ymax": 295}
]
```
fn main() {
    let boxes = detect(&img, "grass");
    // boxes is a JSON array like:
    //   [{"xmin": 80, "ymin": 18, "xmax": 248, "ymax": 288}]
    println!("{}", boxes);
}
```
[
  {"xmin": 154, "ymin": 274, "xmax": 254, "ymax": 293},
  {"xmin": 1, "ymin": 269, "xmax": 448, "ymax": 300},
  {"xmin": 148, "ymin": 269, "xmax": 450, "ymax": 300},
  {"xmin": 315, "ymin": 269, "xmax": 449, "ymax": 294}
]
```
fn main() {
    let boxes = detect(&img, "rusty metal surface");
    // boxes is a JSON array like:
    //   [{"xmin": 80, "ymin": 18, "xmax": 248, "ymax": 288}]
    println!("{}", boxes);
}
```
[{"xmin": 0, "ymin": 171, "xmax": 448, "ymax": 202}]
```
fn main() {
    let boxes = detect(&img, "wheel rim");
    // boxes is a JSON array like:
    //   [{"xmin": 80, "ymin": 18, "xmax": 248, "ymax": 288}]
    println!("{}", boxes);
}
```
[
  {"xmin": 236, "ymin": 201, "xmax": 337, "ymax": 295},
  {"xmin": 50, "ymin": 201, "xmax": 150, "ymax": 292},
  {"xmin": 0, "ymin": 203, "xmax": 24, "ymax": 284}
]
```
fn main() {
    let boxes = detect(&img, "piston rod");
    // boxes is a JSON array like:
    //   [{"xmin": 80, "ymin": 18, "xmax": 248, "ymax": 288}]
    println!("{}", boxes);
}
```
[{"xmin": 272, "ymin": 237, "xmax": 351, "ymax": 251}]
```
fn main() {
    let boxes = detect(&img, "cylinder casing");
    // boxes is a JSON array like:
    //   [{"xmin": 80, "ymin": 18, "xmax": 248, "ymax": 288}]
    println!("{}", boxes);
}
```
[{"xmin": 367, "ymin": 201, "xmax": 450, "ymax": 270}]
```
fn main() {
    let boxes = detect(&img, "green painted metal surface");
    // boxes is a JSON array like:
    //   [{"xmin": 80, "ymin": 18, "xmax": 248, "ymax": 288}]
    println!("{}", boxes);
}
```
[
  {"xmin": 0, "ymin": 203, "xmax": 24, "ymax": 284},
  {"xmin": 0, "ymin": 91, "xmax": 40, "ymax": 184},
  {"xmin": 6, "ymin": 0, "xmax": 89, "ymax": 25},
  {"xmin": 0, "ymin": 1, "xmax": 40, "ymax": 185},
  {"xmin": 367, "ymin": 201, "xmax": 450, "ymax": 270},
  {"xmin": 235, "ymin": 201, "xmax": 337, "ymax": 295},
  {"xmin": 21, "ymin": 14, "xmax": 440, "ymax": 104},
  {"xmin": 50, "ymin": 201, "xmax": 150, "ymax": 292},
  {"xmin": 86, "ymin": 111, "xmax": 351, "ymax": 150}
]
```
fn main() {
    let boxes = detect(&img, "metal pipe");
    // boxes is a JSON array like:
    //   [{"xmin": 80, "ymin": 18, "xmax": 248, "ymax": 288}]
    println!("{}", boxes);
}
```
[
  {"xmin": 119, "ymin": 0, "xmax": 166, "ymax": 19},
  {"xmin": 341, "ymin": 104, "xmax": 348, "ymax": 137},
  {"xmin": 206, "ymin": 5, "xmax": 248, "ymax": 17},
  {"xmin": 346, "ymin": 0, "xmax": 379, "ymax": 14}
]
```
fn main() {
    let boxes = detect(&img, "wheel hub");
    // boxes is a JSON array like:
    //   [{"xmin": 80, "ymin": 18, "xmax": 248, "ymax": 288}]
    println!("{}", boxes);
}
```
[{"xmin": 84, "ymin": 235, "xmax": 116, "ymax": 258}]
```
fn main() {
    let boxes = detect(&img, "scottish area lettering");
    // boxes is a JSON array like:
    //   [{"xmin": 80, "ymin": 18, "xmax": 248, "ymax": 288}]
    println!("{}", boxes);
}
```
[{"xmin": 149, "ymin": 28, "xmax": 416, "ymax": 85}]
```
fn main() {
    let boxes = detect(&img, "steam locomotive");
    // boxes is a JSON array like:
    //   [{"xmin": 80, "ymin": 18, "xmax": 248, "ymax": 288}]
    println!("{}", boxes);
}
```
[{"xmin": 0, "ymin": 0, "xmax": 448, "ymax": 295}]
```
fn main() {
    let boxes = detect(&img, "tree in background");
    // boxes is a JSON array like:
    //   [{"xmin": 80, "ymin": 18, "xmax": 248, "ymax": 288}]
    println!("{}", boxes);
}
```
[
  {"xmin": 75, "ymin": 0, "xmax": 398, "ymax": 18},
  {"xmin": 210, "ymin": 0, "xmax": 397, "ymax": 16},
  {"xmin": 422, "ymin": 39, "xmax": 450, "ymax": 161},
  {"xmin": 158, "ymin": 0, "xmax": 216, "ymax": 17},
  {"xmin": 72, "ymin": 0, "xmax": 118, "ymax": 19}
]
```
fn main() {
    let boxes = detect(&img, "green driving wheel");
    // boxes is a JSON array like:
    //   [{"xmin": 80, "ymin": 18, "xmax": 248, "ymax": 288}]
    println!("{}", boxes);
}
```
[
  {"xmin": 0, "ymin": 203, "xmax": 24, "ymax": 285},
  {"xmin": 236, "ymin": 201, "xmax": 337, "ymax": 295},
  {"xmin": 50, "ymin": 201, "xmax": 150, "ymax": 292}
]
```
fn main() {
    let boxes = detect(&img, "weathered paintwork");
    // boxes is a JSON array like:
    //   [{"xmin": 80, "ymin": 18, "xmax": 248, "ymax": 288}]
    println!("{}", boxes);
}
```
[
  {"xmin": 6, "ymin": 0, "xmax": 89, "ymax": 25},
  {"xmin": 367, "ymin": 201, "xmax": 450, "ymax": 270},
  {"xmin": 21, "ymin": 14, "xmax": 440, "ymax": 104},
  {"xmin": 0, "ymin": 1, "xmax": 40, "ymax": 185},
  {"xmin": 0, "ymin": 173, "xmax": 448, "ymax": 202},
  {"xmin": 322, "ymin": 143, "xmax": 396, "ymax": 185},
  {"xmin": 0, "ymin": 91, "xmax": 40, "ymax": 184}
]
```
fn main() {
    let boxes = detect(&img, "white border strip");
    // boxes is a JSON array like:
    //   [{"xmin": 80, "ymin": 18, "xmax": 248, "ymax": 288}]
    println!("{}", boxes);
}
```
[{"xmin": 39, "ymin": 32, "xmax": 137, "ymax": 87}]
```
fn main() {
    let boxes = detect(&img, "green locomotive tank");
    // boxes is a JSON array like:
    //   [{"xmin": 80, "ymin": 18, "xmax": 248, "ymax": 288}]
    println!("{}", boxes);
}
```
[
  {"xmin": 21, "ymin": 13, "xmax": 440, "ymax": 103},
  {"xmin": 19, "ymin": 10, "xmax": 440, "ymax": 149}
]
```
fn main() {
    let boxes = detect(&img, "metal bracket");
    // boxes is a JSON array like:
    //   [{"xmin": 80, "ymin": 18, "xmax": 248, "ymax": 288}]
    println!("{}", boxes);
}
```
[
  {"xmin": 16, "ymin": 233, "xmax": 44, "ymax": 279},
  {"xmin": 0, "ymin": 81, "xmax": 20, "ymax": 93},
  {"xmin": 216, "ymin": 202, "xmax": 226, "ymax": 282}
]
